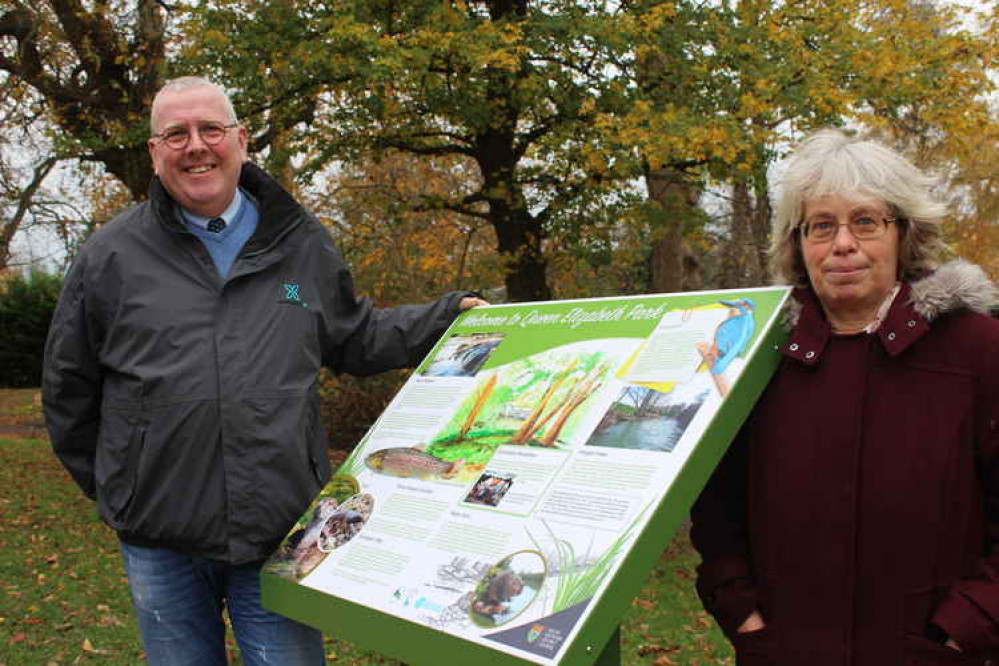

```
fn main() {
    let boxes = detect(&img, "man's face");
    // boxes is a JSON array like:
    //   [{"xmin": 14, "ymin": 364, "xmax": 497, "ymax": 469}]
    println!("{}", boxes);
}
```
[{"xmin": 148, "ymin": 86, "xmax": 247, "ymax": 218}]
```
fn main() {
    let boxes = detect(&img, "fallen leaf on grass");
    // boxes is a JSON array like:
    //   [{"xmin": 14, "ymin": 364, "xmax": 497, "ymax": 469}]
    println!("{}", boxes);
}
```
[
  {"xmin": 9, "ymin": 632, "xmax": 26, "ymax": 643},
  {"xmin": 97, "ymin": 614, "xmax": 123, "ymax": 627},
  {"xmin": 81, "ymin": 638, "xmax": 108, "ymax": 654},
  {"xmin": 653, "ymin": 656, "xmax": 678, "ymax": 665},
  {"xmin": 632, "ymin": 598, "xmax": 654, "ymax": 610},
  {"xmin": 638, "ymin": 643, "xmax": 680, "ymax": 657}
]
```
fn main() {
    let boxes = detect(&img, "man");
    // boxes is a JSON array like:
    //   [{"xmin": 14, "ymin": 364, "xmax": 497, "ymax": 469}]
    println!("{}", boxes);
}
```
[{"xmin": 42, "ymin": 76, "xmax": 485, "ymax": 665}]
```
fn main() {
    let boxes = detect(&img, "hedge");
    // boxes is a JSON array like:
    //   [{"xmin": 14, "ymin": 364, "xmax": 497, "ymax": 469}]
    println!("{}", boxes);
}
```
[{"xmin": 0, "ymin": 271, "xmax": 63, "ymax": 387}]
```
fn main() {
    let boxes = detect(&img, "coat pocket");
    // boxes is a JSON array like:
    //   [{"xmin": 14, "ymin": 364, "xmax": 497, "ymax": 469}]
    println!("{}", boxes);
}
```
[
  {"xmin": 306, "ymin": 391, "xmax": 330, "ymax": 488},
  {"xmin": 733, "ymin": 626, "xmax": 775, "ymax": 666},
  {"xmin": 95, "ymin": 414, "xmax": 146, "ymax": 528},
  {"xmin": 899, "ymin": 634, "xmax": 983, "ymax": 666},
  {"xmin": 900, "ymin": 588, "xmax": 982, "ymax": 666}
]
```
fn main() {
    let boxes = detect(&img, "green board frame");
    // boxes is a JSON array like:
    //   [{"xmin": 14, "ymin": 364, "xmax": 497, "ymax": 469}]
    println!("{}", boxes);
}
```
[{"xmin": 262, "ymin": 287, "xmax": 791, "ymax": 665}]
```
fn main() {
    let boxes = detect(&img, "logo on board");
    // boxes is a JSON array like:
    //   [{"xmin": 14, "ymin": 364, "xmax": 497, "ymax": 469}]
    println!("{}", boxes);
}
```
[{"xmin": 527, "ymin": 624, "xmax": 545, "ymax": 643}]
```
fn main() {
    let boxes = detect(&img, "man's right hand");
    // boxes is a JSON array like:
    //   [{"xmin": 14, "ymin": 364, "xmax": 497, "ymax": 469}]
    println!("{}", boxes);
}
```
[{"xmin": 737, "ymin": 610, "xmax": 766, "ymax": 634}]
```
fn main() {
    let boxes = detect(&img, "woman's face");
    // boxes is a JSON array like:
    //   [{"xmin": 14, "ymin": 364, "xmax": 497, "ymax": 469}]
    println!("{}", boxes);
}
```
[{"xmin": 800, "ymin": 193, "xmax": 900, "ymax": 320}]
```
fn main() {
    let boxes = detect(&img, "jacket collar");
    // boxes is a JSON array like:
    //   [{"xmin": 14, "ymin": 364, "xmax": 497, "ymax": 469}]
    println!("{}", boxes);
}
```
[
  {"xmin": 781, "ymin": 260, "xmax": 997, "ymax": 366},
  {"xmin": 148, "ymin": 162, "xmax": 308, "ymax": 255}
]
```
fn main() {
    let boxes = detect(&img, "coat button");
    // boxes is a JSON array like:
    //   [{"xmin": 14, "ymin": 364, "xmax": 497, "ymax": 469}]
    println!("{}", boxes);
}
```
[
  {"xmin": 907, "ymin": 320, "xmax": 916, "ymax": 328},
  {"xmin": 887, "ymin": 332, "xmax": 896, "ymax": 341},
  {"xmin": 789, "ymin": 343, "xmax": 799, "ymax": 351},
  {"xmin": 805, "ymin": 351, "xmax": 815, "ymax": 359}
]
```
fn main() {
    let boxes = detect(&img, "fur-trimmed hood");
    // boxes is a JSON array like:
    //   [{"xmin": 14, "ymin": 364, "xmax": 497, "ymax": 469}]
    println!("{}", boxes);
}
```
[
  {"xmin": 786, "ymin": 259, "xmax": 997, "ymax": 328},
  {"xmin": 909, "ymin": 260, "xmax": 998, "ymax": 322}
]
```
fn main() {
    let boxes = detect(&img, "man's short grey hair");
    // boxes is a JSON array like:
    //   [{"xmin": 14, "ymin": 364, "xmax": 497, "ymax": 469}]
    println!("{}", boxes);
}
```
[
  {"xmin": 771, "ymin": 129, "xmax": 948, "ymax": 287},
  {"xmin": 150, "ymin": 76, "xmax": 239, "ymax": 133}
]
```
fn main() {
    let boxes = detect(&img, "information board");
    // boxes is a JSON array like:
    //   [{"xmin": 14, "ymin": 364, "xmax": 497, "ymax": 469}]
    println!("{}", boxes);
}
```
[{"xmin": 262, "ymin": 287, "xmax": 791, "ymax": 665}]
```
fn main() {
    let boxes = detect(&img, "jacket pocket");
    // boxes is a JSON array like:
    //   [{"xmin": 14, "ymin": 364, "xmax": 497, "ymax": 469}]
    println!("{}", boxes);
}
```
[
  {"xmin": 95, "ymin": 414, "xmax": 146, "ymax": 529},
  {"xmin": 733, "ymin": 626, "xmax": 775, "ymax": 666},
  {"xmin": 306, "ymin": 391, "xmax": 330, "ymax": 488},
  {"xmin": 899, "ymin": 634, "xmax": 982, "ymax": 666},
  {"xmin": 900, "ymin": 588, "xmax": 982, "ymax": 665}
]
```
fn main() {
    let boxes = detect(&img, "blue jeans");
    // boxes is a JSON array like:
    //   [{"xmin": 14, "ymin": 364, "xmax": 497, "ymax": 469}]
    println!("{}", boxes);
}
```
[{"xmin": 121, "ymin": 542, "xmax": 325, "ymax": 666}]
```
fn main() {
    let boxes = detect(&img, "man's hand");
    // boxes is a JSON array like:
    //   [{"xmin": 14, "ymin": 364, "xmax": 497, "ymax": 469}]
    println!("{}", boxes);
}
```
[
  {"xmin": 460, "ymin": 297, "xmax": 489, "ymax": 310},
  {"xmin": 737, "ymin": 610, "xmax": 766, "ymax": 634}
]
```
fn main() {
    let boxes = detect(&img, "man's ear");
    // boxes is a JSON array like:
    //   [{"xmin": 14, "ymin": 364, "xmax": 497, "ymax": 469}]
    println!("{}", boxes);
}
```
[{"xmin": 237, "ymin": 125, "xmax": 249, "ymax": 161}]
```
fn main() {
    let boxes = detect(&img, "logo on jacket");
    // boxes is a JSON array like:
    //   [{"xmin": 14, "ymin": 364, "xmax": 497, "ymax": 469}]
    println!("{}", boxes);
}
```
[{"xmin": 278, "ymin": 280, "xmax": 309, "ymax": 308}]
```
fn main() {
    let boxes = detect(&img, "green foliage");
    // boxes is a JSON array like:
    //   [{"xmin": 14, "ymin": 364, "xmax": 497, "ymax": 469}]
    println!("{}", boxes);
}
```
[
  {"xmin": 178, "ymin": 0, "xmax": 641, "ymax": 300},
  {"xmin": 175, "ymin": 0, "xmax": 999, "ymax": 300},
  {"xmin": 0, "ymin": 271, "xmax": 62, "ymax": 388},
  {"xmin": 7, "ymin": 1, "xmax": 999, "ymax": 296}
]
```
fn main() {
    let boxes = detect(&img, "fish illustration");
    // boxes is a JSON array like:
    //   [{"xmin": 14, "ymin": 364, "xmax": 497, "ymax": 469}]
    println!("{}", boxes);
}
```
[{"xmin": 365, "ymin": 447, "xmax": 462, "ymax": 479}]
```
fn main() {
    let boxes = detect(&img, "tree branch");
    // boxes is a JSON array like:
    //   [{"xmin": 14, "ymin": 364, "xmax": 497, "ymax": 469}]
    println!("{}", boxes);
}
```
[
  {"xmin": 0, "ymin": 155, "xmax": 57, "ymax": 270},
  {"xmin": 378, "ymin": 136, "xmax": 478, "ymax": 158}
]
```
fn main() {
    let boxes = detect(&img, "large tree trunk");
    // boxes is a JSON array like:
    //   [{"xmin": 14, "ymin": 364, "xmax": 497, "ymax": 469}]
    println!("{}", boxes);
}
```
[
  {"xmin": 750, "ymin": 170, "xmax": 772, "ymax": 281},
  {"xmin": 720, "ymin": 171, "xmax": 772, "ymax": 288},
  {"xmin": 492, "ymin": 208, "xmax": 551, "ymax": 302},
  {"xmin": 475, "ymin": 16, "xmax": 550, "ymax": 303},
  {"xmin": 720, "ymin": 178, "xmax": 761, "ymax": 288},
  {"xmin": 92, "ymin": 146, "xmax": 154, "ymax": 201},
  {"xmin": 645, "ymin": 166, "xmax": 702, "ymax": 293}
]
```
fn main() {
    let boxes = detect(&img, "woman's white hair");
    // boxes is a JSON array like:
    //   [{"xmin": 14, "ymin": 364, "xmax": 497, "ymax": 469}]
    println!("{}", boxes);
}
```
[
  {"xmin": 150, "ymin": 76, "xmax": 239, "ymax": 133},
  {"xmin": 771, "ymin": 129, "xmax": 948, "ymax": 287}
]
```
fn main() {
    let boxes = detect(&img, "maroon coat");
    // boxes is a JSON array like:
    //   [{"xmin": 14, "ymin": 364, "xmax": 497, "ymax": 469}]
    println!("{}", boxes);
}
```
[{"xmin": 692, "ymin": 261, "xmax": 999, "ymax": 666}]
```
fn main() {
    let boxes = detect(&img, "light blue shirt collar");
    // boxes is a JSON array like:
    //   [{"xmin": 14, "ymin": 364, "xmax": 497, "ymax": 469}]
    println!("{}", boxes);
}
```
[{"xmin": 180, "ymin": 189, "xmax": 244, "ymax": 230}]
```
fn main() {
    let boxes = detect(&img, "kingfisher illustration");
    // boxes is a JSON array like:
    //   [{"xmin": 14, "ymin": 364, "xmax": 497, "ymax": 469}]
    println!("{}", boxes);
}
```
[{"xmin": 698, "ymin": 298, "xmax": 756, "ymax": 396}]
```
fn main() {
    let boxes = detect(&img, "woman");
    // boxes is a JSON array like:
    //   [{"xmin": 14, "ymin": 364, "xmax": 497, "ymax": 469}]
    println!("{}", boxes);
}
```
[{"xmin": 691, "ymin": 129, "xmax": 999, "ymax": 665}]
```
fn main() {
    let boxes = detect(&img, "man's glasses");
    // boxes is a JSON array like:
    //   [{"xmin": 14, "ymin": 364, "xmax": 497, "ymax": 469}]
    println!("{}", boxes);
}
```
[
  {"xmin": 151, "ymin": 122, "xmax": 239, "ymax": 150},
  {"xmin": 798, "ymin": 214, "xmax": 896, "ymax": 244}
]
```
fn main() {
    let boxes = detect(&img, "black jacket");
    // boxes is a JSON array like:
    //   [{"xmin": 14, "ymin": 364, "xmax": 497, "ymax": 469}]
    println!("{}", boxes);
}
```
[{"xmin": 43, "ymin": 163, "xmax": 468, "ymax": 563}]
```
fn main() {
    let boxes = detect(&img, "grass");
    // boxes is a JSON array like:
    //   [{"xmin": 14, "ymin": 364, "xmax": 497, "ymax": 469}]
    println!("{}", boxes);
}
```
[{"xmin": 0, "ymin": 388, "xmax": 732, "ymax": 665}]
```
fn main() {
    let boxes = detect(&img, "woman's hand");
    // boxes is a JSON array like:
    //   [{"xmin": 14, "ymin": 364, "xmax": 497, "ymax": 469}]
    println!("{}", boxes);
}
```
[
  {"xmin": 737, "ymin": 610, "xmax": 766, "ymax": 634},
  {"xmin": 459, "ymin": 297, "xmax": 489, "ymax": 310},
  {"xmin": 944, "ymin": 638, "xmax": 962, "ymax": 652}
]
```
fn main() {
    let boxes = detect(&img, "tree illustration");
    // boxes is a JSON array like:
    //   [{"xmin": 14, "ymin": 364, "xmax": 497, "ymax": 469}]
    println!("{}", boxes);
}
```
[
  {"xmin": 459, "ymin": 374, "xmax": 499, "ymax": 440},
  {"xmin": 538, "ymin": 364, "xmax": 608, "ymax": 447},
  {"xmin": 510, "ymin": 360, "xmax": 578, "ymax": 445}
]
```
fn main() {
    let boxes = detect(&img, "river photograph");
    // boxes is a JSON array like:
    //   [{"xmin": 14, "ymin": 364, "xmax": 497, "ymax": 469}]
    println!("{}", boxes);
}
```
[{"xmin": 585, "ymin": 384, "xmax": 709, "ymax": 453}]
